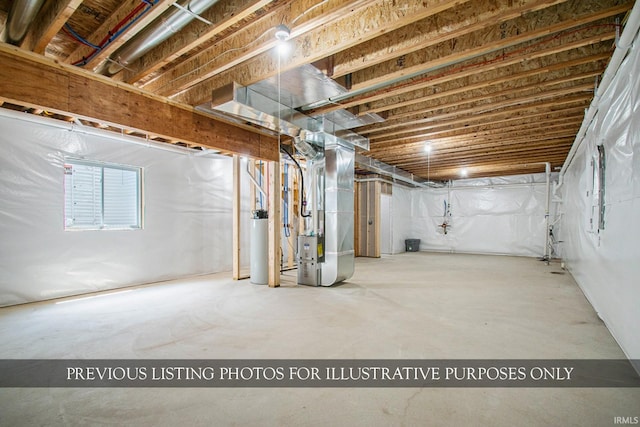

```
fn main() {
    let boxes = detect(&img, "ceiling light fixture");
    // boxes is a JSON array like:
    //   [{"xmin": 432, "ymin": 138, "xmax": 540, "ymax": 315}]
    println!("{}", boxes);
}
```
[
  {"xmin": 460, "ymin": 168, "xmax": 468, "ymax": 178},
  {"xmin": 274, "ymin": 24, "xmax": 291, "ymax": 56},
  {"xmin": 274, "ymin": 24, "xmax": 290, "ymax": 41},
  {"xmin": 424, "ymin": 143, "xmax": 432, "ymax": 153}
]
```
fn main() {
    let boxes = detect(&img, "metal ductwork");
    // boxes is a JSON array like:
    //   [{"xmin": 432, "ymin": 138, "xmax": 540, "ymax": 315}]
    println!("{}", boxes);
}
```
[
  {"xmin": 202, "ymin": 64, "xmax": 382, "ymax": 286},
  {"xmin": 103, "ymin": 0, "xmax": 220, "ymax": 75},
  {"xmin": 1, "ymin": 0, "xmax": 45, "ymax": 45},
  {"xmin": 203, "ymin": 64, "xmax": 381, "ymax": 150}
]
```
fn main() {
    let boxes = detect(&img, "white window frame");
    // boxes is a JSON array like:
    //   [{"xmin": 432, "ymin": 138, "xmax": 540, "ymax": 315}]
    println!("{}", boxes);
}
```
[{"xmin": 64, "ymin": 158, "xmax": 143, "ymax": 230}]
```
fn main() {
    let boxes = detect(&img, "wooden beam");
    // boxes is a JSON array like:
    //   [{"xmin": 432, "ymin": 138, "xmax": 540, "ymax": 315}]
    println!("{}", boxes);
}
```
[
  {"xmin": 233, "ymin": 155, "xmax": 242, "ymax": 280},
  {"xmin": 0, "ymin": 43, "xmax": 278, "ymax": 160},
  {"xmin": 20, "ymin": 0, "xmax": 83, "ymax": 54},
  {"xmin": 268, "ymin": 160, "xmax": 281, "ymax": 287},
  {"xmin": 173, "ymin": 0, "xmax": 470, "ymax": 106}
]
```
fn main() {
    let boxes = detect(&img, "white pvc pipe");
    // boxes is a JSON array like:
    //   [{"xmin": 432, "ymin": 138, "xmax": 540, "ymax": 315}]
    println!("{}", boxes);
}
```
[
  {"xmin": 246, "ymin": 161, "xmax": 267, "ymax": 198},
  {"xmin": 560, "ymin": 1, "xmax": 640, "ymax": 180}
]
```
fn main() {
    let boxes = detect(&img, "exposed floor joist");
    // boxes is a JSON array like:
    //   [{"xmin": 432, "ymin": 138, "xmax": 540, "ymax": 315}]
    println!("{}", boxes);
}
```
[{"xmin": 0, "ymin": 0, "xmax": 633, "ymax": 180}]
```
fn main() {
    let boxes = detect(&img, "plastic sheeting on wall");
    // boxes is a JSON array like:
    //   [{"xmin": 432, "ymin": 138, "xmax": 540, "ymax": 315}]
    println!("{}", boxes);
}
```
[
  {"xmin": 391, "ymin": 185, "xmax": 412, "ymax": 254},
  {"xmin": 389, "ymin": 173, "xmax": 552, "ymax": 257},
  {"xmin": 560, "ymin": 33, "xmax": 640, "ymax": 363},
  {"xmin": 0, "ymin": 111, "xmax": 248, "ymax": 307}
]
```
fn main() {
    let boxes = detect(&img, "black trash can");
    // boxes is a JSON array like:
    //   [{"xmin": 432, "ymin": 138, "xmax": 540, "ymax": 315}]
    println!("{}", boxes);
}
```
[{"xmin": 405, "ymin": 239, "xmax": 420, "ymax": 252}]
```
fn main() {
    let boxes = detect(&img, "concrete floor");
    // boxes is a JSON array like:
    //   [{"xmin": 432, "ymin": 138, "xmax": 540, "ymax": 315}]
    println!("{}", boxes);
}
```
[{"xmin": 0, "ymin": 252, "xmax": 638, "ymax": 426}]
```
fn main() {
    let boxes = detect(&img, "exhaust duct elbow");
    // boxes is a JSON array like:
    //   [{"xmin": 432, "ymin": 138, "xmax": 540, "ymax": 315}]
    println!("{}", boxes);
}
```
[{"xmin": 293, "ymin": 136, "xmax": 320, "ymax": 160}]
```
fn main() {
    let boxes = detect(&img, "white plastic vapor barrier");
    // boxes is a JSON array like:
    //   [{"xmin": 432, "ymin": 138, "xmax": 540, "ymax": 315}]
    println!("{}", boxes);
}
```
[
  {"xmin": 0, "ymin": 112, "xmax": 247, "ymax": 307},
  {"xmin": 403, "ymin": 173, "xmax": 551, "ymax": 257},
  {"xmin": 391, "ymin": 185, "xmax": 413, "ymax": 254},
  {"xmin": 560, "ymin": 31, "xmax": 640, "ymax": 363}
]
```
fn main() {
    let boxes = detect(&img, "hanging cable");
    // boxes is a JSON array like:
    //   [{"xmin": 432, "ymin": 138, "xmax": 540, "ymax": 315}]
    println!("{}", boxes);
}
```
[
  {"xmin": 281, "ymin": 149, "xmax": 311, "ymax": 218},
  {"xmin": 63, "ymin": 24, "xmax": 101, "ymax": 49}
]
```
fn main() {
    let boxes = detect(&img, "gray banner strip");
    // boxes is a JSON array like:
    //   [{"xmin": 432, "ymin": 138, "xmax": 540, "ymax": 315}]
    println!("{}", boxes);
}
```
[{"xmin": 1, "ymin": 359, "xmax": 639, "ymax": 388}]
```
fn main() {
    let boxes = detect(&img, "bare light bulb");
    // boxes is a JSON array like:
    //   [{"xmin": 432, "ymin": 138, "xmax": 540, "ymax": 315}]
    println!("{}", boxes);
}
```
[{"xmin": 274, "ymin": 24, "xmax": 290, "ymax": 41}]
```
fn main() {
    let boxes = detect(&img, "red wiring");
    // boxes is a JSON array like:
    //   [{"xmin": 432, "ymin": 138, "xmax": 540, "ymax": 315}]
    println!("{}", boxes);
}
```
[{"xmin": 70, "ymin": 1, "xmax": 149, "ymax": 66}]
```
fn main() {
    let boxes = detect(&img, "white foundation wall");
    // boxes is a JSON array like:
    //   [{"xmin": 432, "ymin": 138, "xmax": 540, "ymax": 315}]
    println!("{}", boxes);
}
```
[
  {"xmin": 391, "ymin": 185, "xmax": 413, "ymax": 254},
  {"xmin": 0, "ymin": 113, "xmax": 247, "ymax": 307},
  {"xmin": 560, "ymin": 33, "xmax": 640, "ymax": 362},
  {"xmin": 407, "ymin": 174, "xmax": 550, "ymax": 257}
]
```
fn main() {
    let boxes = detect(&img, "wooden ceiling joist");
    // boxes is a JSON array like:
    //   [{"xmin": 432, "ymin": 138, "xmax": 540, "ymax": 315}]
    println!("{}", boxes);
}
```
[
  {"xmin": 312, "ymin": 33, "xmax": 616, "ymax": 116},
  {"xmin": 376, "ymin": 135, "xmax": 577, "ymax": 164},
  {"xmin": 331, "ymin": 0, "xmax": 571, "ymax": 78},
  {"xmin": 368, "ymin": 122, "xmax": 583, "ymax": 157},
  {"xmin": 66, "ymin": 0, "xmax": 176, "ymax": 70},
  {"xmin": 356, "ymin": 55, "xmax": 608, "ymax": 117},
  {"xmin": 119, "ymin": 0, "xmax": 279, "ymax": 85},
  {"xmin": 173, "ymin": 0, "xmax": 471, "ymax": 105},
  {"xmin": 364, "ymin": 85, "xmax": 594, "ymax": 140},
  {"xmin": 408, "ymin": 149, "xmax": 573, "ymax": 171},
  {"xmin": 136, "ymin": 0, "xmax": 376, "ymax": 94},
  {"xmin": 425, "ymin": 160, "xmax": 567, "ymax": 180},
  {"xmin": 0, "ymin": 0, "xmax": 631, "ymax": 180},
  {"xmin": 367, "ymin": 98, "xmax": 592, "ymax": 143},
  {"xmin": 372, "ymin": 70, "xmax": 600, "ymax": 127},
  {"xmin": 348, "ymin": 1, "xmax": 631, "ymax": 92},
  {"xmin": 367, "ymin": 111, "xmax": 584, "ymax": 149}
]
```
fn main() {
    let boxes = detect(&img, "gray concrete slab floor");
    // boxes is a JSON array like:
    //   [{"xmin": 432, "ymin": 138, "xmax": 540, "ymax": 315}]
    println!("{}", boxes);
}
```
[{"xmin": 0, "ymin": 252, "xmax": 638, "ymax": 426}]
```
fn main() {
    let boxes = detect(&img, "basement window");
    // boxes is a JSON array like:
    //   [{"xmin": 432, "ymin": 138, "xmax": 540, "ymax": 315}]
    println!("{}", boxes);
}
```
[{"xmin": 64, "ymin": 159, "xmax": 142, "ymax": 230}]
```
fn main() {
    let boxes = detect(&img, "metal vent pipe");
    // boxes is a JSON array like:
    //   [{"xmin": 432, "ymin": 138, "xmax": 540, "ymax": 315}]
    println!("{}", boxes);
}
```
[
  {"xmin": 104, "ymin": 0, "xmax": 220, "ymax": 75},
  {"xmin": 2, "ymin": 0, "xmax": 45, "ymax": 45}
]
